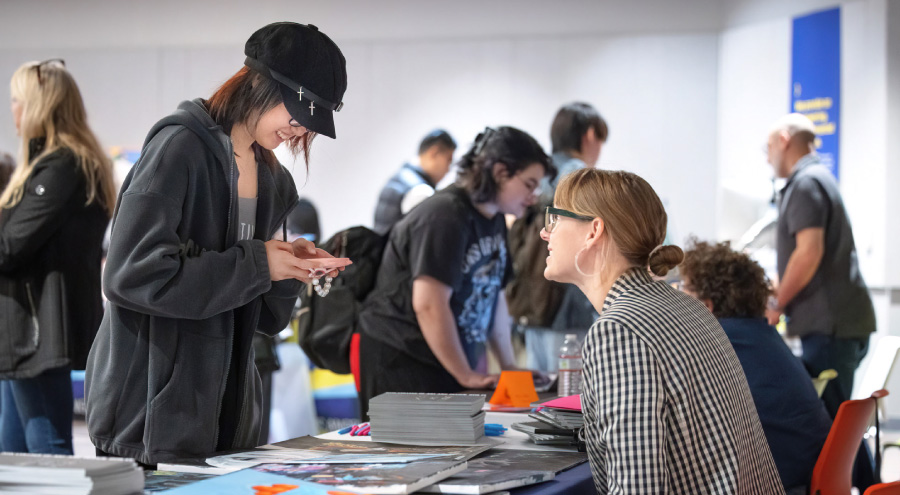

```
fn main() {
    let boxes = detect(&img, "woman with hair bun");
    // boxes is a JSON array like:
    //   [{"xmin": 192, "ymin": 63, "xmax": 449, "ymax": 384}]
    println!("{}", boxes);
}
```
[{"xmin": 540, "ymin": 168, "xmax": 784, "ymax": 494}]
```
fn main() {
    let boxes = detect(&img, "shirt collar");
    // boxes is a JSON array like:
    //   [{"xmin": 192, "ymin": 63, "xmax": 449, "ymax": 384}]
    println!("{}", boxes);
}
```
[
  {"xmin": 602, "ymin": 267, "xmax": 654, "ymax": 313},
  {"xmin": 779, "ymin": 153, "xmax": 820, "ymax": 196},
  {"xmin": 403, "ymin": 162, "xmax": 436, "ymax": 188},
  {"xmin": 541, "ymin": 152, "xmax": 586, "ymax": 204},
  {"xmin": 787, "ymin": 153, "xmax": 819, "ymax": 181},
  {"xmin": 551, "ymin": 152, "xmax": 585, "ymax": 177}
]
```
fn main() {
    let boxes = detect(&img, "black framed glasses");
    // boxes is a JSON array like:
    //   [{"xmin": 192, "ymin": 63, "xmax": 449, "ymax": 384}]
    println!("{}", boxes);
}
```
[
  {"xmin": 33, "ymin": 59, "xmax": 65, "ymax": 85},
  {"xmin": 544, "ymin": 206, "xmax": 593, "ymax": 233}
]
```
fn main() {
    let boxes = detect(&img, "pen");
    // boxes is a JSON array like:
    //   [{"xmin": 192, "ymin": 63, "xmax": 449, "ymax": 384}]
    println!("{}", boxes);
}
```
[
  {"xmin": 350, "ymin": 423, "xmax": 370, "ymax": 436},
  {"xmin": 337, "ymin": 426, "xmax": 353, "ymax": 435},
  {"xmin": 484, "ymin": 423, "xmax": 507, "ymax": 436}
]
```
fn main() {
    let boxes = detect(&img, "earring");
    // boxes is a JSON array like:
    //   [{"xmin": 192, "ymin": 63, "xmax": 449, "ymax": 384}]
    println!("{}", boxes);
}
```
[{"xmin": 574, "ymin": 247, "xmax": 596, "ymax": 277}]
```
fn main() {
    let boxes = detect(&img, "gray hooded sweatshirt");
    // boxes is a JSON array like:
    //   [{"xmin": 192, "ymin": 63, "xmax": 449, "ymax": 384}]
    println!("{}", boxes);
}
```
[{"xmin": 84, "ymin": 99, "xmax": 301, "ymax": 465}]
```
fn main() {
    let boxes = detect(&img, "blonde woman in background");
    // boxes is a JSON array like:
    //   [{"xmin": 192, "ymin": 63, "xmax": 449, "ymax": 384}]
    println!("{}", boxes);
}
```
[
  {"xmin": 541, "ymin": 168, "xmax": 784, "ymax": 494},
  {"xmin": 0, "ymin": 59, "xmax": 115, "ymax": 453}
]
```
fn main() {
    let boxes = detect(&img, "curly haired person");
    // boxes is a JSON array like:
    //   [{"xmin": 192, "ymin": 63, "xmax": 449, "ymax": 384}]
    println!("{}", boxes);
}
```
[{"xmin": 680, "ymin": 239, "xmax": 831, "ymax": 494}]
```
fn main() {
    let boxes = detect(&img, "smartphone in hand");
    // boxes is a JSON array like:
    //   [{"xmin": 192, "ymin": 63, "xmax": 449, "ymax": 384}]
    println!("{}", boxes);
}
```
[
  {"xmin": 304, "ymin": 257, "xmax": 352, "ymax": 269},
  {"xmin": 304, "ymin": 257, "xmax": 353, "ymax": 279}
]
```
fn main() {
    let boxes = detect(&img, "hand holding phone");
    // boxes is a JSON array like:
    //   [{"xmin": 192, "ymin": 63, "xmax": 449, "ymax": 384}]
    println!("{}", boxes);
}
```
[{"xmin": 302, "ymin": 257, "xmax": 352, "ymax": 279}]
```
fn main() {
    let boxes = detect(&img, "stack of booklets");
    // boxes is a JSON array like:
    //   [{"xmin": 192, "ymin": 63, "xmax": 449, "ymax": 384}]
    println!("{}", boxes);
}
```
[
  {"xmin": 531, "ymin": 404, "xmax": 584, "ymax": 429},
  {"xmin": 369, "ymin": 392, "xmax": 486, "ymax": 446},
  {"xmin": 510, "ymin": 421, "xmax": 574, "ymax": 445},
  {"xmin": 0, "ymin": 453, "xmax": 143, "ymax": 494},
  {"xmin": 511, "ymin": 394, "xmax": 584, "ymax": 445}
]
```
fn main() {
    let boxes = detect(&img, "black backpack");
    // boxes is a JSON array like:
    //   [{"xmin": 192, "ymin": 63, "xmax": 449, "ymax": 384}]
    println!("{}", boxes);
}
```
[
  {"xmin": 505, "ymin": 202, "xmax": 566, "ymax": 327},
  {"xmin": 296, "ymin": 226, "xmax": 387, "ymax": 374}
]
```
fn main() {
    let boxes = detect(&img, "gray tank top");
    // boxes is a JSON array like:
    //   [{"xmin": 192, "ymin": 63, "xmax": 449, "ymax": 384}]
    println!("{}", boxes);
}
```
[{"xmin": 237, "ymin": 196, "xmax": 258, "ymax": 241}]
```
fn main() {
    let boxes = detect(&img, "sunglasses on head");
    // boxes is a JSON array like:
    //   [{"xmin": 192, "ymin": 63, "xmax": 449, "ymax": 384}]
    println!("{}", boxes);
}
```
[{"xmin": 32, "ymin": 59, "xmax": 65, "ymax": 85}]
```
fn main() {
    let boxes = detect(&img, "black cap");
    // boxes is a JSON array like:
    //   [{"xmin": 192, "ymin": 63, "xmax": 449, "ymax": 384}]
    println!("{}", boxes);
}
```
[{"xmin": 244, "ymin": 22, "xmax": 347, "ymax": 139}]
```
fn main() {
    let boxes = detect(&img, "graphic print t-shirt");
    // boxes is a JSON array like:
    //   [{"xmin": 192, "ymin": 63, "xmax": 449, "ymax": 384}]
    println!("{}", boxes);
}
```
[
  {"xmin": 359, "ymin": 185, "xmax": 512, "ymax": 369},
  {"xmin": 237, "ymin": 196, "xmax": 257, "ymax": 242}
]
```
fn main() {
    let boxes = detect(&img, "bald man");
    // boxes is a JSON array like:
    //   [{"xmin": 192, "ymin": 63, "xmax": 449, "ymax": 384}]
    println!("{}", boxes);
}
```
[{"xmin": 765, "ymin": 113, "xmax": 875, "ymax": 417}]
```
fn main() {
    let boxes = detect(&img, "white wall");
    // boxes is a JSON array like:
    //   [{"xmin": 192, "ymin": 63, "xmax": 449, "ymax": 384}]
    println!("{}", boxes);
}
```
[
  {"xmin": 0, "ymin": 2, "xmax": 721, "ymax": 243},
  {"xmin": 0, "ymin": 0, "xmax": 724, "ymax": 48},
  {"xmin": 887, "ymin": 0, "xmax": 900, "ymax": 288},
  {"xmin": 715, "ymin": 17, "xmax": 790, "ymax": 243},
  {"xmin": 301, "ymin": 33, "xmax": 719, "ymax": 242}
]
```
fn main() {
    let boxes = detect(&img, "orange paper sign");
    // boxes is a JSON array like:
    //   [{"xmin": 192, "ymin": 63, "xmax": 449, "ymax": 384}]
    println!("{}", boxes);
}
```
[
  {"xmin": 253, "ymin": 484, "xmax": 299, "ymax": 495},
  {"xmin": 489, "ymin": 370, "xmax": 539, "ymax": 407}
]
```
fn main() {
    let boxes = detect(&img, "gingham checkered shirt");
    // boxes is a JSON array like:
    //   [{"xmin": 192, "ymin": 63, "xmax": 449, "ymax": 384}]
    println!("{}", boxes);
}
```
[{"xmin": 581, "ymin": 269, "xmax": 785, "ymax": 494}]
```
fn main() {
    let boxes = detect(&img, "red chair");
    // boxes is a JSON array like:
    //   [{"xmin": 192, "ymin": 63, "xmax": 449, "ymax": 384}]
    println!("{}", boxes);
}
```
[
  {"xmin": 350, "ymin": 332, "xmax": 361, "ymax": 392},
  {"xmin": 865, "ymin": 481, "xmax": 900, "ymax": 495},
  {"xmin": 809, "ymin": 389, "xmax": 889, "ymax": 495}
]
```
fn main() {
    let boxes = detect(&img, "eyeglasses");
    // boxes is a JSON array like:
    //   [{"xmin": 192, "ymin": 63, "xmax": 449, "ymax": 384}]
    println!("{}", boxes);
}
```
[
  {"xmin": 515, "ymin": 175, "xmax": 542, "ymax": 196},
  {"xmin": 33, "ymin": 59, "xmax": 65, "ymax": 86},
  {"xmin": 544, "ymin": 206, "xmax": 593, "ymax": 233}
]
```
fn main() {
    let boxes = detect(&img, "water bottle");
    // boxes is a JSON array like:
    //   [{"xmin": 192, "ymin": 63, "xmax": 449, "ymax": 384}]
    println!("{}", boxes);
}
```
[{"xmin": 558, "ymin": 334, "xmax": 583, "ymax": 397}]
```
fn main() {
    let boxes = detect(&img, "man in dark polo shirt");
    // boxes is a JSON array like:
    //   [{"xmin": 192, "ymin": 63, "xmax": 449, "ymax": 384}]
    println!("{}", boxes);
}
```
[{"xmin": 765, "ymin": 113, "xmax": 875, "ymax": 417}]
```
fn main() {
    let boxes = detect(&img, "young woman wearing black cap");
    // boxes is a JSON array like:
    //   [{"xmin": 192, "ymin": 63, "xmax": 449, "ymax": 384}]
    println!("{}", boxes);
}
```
[
  {"xmin": 84, "ymin": 22, "xmax": 348, "ymax": 466},
  {"xmin": 357, "ymin": 127, "xmax": 556, "ymax": 418}
]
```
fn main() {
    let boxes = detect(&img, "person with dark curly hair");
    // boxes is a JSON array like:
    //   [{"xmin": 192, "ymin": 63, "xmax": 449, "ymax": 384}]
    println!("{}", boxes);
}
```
[{"xmin": 680, "ymin": 239, "xmax": 831, "ymax": 494}]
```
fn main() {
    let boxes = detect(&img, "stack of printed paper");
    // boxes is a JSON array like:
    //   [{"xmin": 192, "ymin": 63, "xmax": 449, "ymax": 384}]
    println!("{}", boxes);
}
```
[
  {"xmin": 0, "ymin": 453, "xmax": 143, "ymax": 495},
  {"xmin": 368, "ymin": 393, "xmax": 486, "ymax": 446}
]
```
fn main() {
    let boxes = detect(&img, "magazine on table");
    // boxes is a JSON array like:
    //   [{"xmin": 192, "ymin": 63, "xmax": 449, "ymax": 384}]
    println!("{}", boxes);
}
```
[
  {"xmin": 250, "ymin": 459, "xmax": 466, "ymax": 495},
  {"xmin": 419, "ymin": 449, "xmax": 587, "ymax": 494}
]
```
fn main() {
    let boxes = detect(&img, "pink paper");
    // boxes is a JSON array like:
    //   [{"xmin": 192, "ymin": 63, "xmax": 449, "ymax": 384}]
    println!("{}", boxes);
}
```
[{"xmin": 540, "ymin": 394, "xmax": 582, "ymax": 412}]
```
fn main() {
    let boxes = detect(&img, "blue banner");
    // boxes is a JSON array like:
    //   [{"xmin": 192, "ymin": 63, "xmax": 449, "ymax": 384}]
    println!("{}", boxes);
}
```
[{"xmin": 791, "ymin": 7, "xmax": 841, "ymax": 180}]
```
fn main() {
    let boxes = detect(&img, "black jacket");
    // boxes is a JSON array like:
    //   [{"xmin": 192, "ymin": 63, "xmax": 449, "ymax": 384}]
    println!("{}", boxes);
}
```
[
  {"xmin": 0, "ymin": 140, "xmax": 108, "ymax": 378},
  {"xmin": 84, "ymin": 100, "xmax": 301, "ymax": 465}
]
